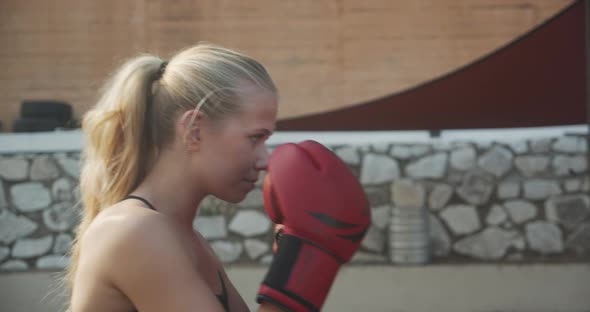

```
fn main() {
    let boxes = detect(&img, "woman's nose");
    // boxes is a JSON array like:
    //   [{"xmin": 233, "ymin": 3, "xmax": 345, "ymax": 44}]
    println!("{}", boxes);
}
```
[{"xmin": 255, "ymin": 146, "xmax": 270, "ymax": 171}]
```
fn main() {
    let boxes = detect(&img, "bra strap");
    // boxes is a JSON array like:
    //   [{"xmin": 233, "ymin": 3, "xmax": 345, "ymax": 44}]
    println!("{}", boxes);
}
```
[{"xmin": 124, "ymin": 195, "xmax": 156, "ymax": 211}]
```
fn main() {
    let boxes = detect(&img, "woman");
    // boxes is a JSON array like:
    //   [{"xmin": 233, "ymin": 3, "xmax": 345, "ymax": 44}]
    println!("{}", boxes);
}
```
[{"xmin": 67, "ymin": 43, "xmax": 283, "ymax": 311}]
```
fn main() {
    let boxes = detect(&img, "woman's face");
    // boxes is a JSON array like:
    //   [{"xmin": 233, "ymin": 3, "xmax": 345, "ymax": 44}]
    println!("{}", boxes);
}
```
[{"xmin": 198, "ymin": 85, "xmax": 278, "ymax": 203}]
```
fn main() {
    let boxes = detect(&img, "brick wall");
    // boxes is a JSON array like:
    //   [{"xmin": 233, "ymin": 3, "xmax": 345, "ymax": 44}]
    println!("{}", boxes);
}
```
[{"xmin": 0, "ymin": 0, "xmax": 573, "ymax": 131}]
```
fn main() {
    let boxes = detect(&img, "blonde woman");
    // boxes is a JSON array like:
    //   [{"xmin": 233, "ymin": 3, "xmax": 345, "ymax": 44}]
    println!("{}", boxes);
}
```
[{"xmin": 68, "ymin": 43, "xmax": 368, "ymax": 312}]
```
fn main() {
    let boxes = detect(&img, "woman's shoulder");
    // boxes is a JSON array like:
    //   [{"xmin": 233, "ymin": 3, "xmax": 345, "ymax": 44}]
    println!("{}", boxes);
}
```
[
  {"xmin": 85, "ymin": 201, "xmax": 171, "ymax": 242},
  {"xmin": 78, "ymin": 202, "xmax": 229, "ymax": 311},
  {"xmin": 80, "ymin": 202, "xmax": 186, "ymax": 271}
]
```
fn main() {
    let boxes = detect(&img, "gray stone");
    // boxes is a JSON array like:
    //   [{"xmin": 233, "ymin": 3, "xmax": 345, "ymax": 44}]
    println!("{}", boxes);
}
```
[
  {"xmin": 0, "ymin": 210, "xmax": 38, "ymax": 243},
  {"xmin": 432, "ymin": 141, "xmax": 451, "ymax": 151},
  {"xmin": 53, "ymin": 233, "xmax": 73, "ymax": 254},
  {"xmin": 440, "ymin": 205, "xmax": 481, "ymax": 235},
  {"xmin": 56, "ymin": 156, "xmax": 81, "ymax": 178},
  {"xmin": 360, "ymin": 154, "xmax": 400, "ymax": 184},
  {"xmin": 30, "ymin": 156, "xmax": 60, "ymax": 181},
  {"xmin": 506, "ymin": 140, "xmax": 528, "ymax": 154},
  {"xmin": 429, "ymin": 213, "xmax": 451, "ymax": 257},
  {"xmin": 364, "ymin": 185, "xmax": 390, "ymax": 207},
  {"xmin": 411, "ymin": 145, "xmax": 431, "ymax": 157},
  {"xmin": 564, "ymin": 179, "xmax": 581, "ymax": 192},
  {"xmin": 371, "ymin": 205, "xmax": 390, "ymax": 230},
  {"xmin": 351, "ymin": 251, "xmax": 388, "ymax": 264},
  {"xmin": 0, "ymin": 246, "xmax": 9, "ymax": 262},
  {"xmin": 553, "ymin": 136, "xmax": 587, "ymax": 153},
  {"xmin": 428, "ymin": 184, "xmax": 453, "ymax": 211},
  {"xmin": 391, "ymin": 180, "xmax": 425, "ymax": 207},
  {"xmin": 72, "ymin": 185, "xmax": 81, "ymax": 203},
  {"xmin": 497, "ymin": 181, "xmax": 520, "ymax": 199},
  {"xmin": 361, "ymin": 225, "xmax": 386, "ymax": 253},
  {"xmin": 0, "ymin": 183, "xmax": 6, "ymax": 208},
  {"xmin": 504, "ymin": 200, "xmax": 537, "ymax": 224},
  {"xmin": 530, "ymin": 137, "xmax": 554, "ymax": 153},
  {"xmin": 450, "ymin": 147, "xmax": 476, "ymax": 170},
  {"xmin": 0, "ymin": 158, "xmax": 29, "ymax": 181},
  {"xmin": 335, "ymin": 146, "xmax": 360, "ymax": 165},
  {"xmin": 583, "ymin": 177, "xmax": 590, "ymax": 192},
  {"xmin": 11, "ymin": 182, "xmax": 52, "ymax": 212},
  {"xmin": 453, "ymin": 227, "xmax": 520, "ymax": 260},
  {"xmin": 406, "ymin": 153, "xmax": 447, "ymax": 179},
  {"xmin": 523, "ymin": 179, "xmax": 561, "ymax": 200},
  {"xmin": 553, "ymin": 155, "xmax": 587, "ymax": 176},
  {"xmin": 566, "ymin": 223, "xmax": 590, "ymax": 254},
  {"xmin": 239, "ymin": 188, "xmax": 263, "ymax": 208},
  {"xmin": 372, "ymin": 143, "xmax": 391, "ymax": 154},
  {"xmin": 486, "ymin": 204, "xmax": 508, "ymax": 225},
  {"xmin": 506, "ymin": 253, "xmax": 525, "ymax": 261},
  {"xmin": 478, "ymin": 146, "xmax": 513, "ymax": 177},
  {"xmin": 526, "ymin": 221, "xmax": 564, "ymax": 254},
  {"xmin": 244, "ymin": 239, "xmax": 269, "ymax": 260},
  {"xmin": 43, "ymin": 202, "xmax": 78, "ymax": 232},
  {"xmin": 210, "ymin": 241, "xmax": 243, "ymax": 263},
  {"xmin": 12, "ymin": 235, "xmax": 53, "ymax": 258},
  {"xmin": 36, "ymin": 255, "xmax": 70, "ymax": 269},
  {"xmin": 228, "ymin": 210, "xmax": 271, "ymax": 237},
  {"xmin": 501, "ymin": 219, "xmax": 515, "ymax": 230},
  {"xmin": 0, "ymin": 260, "xmax": 28, "ymax": 271},
  {"xmin": 390, "ymin": 146, "xmax": 412, "ymax": 159},
  {"xmin": 456, "ymin": 171, "xmax": 495, "ymax": 205},
  {"xmin": 52, "ymin": 178, "xmax": 74, "ymax": 202},
  {"xmin": 260, "ymin": 254, "xmax": 274, "ymax": 265},
  {"xmin": 514, "ymin": 156, "xmax": 549, "ymax": 177},
  {"xmin": 545, "ymin": 195, "xmax": 590, "ymax": 229},
  {"xmin": 511, "ymin": 236, "xmax": 527, "ymax": 251},
  {"xmin": 193, "ymin": 215, "xmax": 227, "ymax": 239}
]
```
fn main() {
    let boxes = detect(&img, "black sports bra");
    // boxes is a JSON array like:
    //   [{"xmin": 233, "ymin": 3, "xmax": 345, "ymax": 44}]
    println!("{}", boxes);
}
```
[
  {"xmin": 123, "ymin": 195, "xmax": 230, "ymax": 312},
  {"xmin": 125, "ymin": 195, "xmax": 156, "ymax": 210}
]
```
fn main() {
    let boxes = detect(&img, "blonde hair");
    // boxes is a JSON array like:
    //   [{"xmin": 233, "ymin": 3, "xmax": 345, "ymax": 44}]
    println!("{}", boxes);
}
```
[{"xmin": 66, "ymin": 43, "xmax": 276, "ymax": 295}]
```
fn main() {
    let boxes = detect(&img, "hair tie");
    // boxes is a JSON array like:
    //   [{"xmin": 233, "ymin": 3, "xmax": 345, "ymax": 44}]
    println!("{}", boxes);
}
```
[{"xmin": 155, "ymin": 60, "xmax": 169, "ymax": 81}]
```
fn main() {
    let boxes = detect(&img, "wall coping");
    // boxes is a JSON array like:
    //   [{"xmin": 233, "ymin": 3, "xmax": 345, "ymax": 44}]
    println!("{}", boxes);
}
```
[{"xmin": 0, "ymin": 125, "xmax": 586, "ymax": 154}]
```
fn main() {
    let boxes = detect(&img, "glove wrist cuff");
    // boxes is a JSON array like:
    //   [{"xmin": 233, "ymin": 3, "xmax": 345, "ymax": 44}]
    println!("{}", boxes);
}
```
[{"xmin": 257, "ymin": 234, "xmax": 341, "ymax": 311}]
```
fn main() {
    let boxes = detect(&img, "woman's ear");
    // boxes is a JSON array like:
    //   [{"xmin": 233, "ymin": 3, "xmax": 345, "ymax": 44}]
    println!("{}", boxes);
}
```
[{"xmin": 179, "ymin": 110, "xmax": 202, "ymax": 152}]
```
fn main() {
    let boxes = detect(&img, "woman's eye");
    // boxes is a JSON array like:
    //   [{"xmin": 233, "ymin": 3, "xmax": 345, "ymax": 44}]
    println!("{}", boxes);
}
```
[{"xmin": 249, "ymin": 134, "xmax": 265, "ymax": 143}]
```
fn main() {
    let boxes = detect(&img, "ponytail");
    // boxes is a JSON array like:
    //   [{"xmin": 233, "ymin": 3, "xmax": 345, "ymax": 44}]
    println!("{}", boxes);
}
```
[{"xmin": 66, "ymin": 55, "xmax": 164, "ymax": 291}]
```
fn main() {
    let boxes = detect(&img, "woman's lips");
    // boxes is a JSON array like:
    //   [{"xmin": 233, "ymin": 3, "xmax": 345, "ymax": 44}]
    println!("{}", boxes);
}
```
[{"xmin": 243, "ymin": 178, "xmax": 258, "ymax": 184}]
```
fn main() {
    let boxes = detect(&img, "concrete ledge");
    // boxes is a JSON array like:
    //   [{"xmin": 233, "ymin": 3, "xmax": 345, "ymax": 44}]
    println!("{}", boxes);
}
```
[
  {"xmin": 0, "ymin": 130, "xmax": 83, "ymax": 154},
  {"xmin": 0, "ymin": 125, "xmax": 586, "ymax": 154}
]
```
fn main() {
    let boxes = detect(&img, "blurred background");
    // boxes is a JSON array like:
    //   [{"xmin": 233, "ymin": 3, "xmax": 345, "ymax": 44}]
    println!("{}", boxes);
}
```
[{"xmin": 0, "ymin": 0, "xmax": 577, "ymax": 131}]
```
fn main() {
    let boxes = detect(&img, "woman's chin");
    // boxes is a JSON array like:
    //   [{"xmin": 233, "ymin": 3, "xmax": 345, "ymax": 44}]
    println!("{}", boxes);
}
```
[
  {"xmin": 214, "ymin": 182, "xmax": 256, "ymax": 204},
  {"xmin": 218, "ymin": 191, "xmax": 250, "ymax": 204}
]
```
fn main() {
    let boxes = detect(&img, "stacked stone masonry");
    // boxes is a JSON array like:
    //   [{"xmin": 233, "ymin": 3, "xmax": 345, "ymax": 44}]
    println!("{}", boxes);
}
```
[{"xmin": 0, "ymin": 135, "xmax": 588, "ymax": 272}]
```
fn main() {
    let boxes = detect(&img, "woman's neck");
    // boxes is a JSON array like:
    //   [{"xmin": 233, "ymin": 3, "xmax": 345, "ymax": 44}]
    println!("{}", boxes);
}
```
[{"xmin": 131, "ymin": 149, "xmax": 205, "ymax": 231}]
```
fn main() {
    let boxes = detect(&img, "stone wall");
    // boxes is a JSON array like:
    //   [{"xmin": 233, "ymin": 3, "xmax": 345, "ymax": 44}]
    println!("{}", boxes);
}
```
[{"xmin": 0, "ymin": 134, "xmax": 589, "ymax": 272}]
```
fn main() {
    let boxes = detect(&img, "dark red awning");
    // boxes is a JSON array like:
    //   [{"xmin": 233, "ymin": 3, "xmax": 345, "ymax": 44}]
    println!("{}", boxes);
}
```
[{"xmin": 278, "ymin": 0, "xmax": 585, "ymax": 131}]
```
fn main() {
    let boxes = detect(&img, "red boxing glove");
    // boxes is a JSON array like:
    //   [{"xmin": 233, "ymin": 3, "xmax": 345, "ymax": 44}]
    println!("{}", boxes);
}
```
[{"xmin": 257, "ymin": 141, "xmax": 370, "ymax": 312}]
